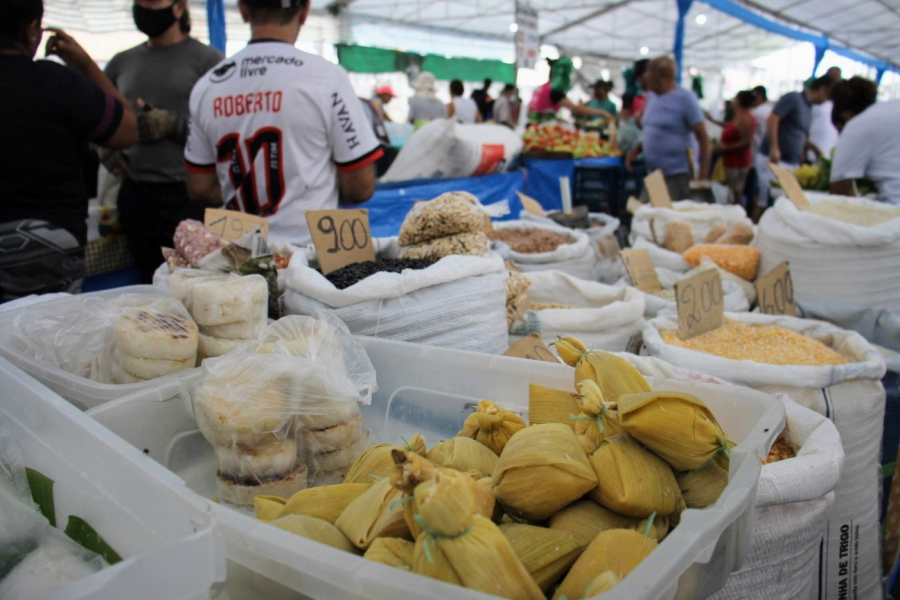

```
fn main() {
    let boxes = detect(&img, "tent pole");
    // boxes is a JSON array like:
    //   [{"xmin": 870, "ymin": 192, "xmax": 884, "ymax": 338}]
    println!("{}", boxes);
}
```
[
  {"xmin": 207, "ymin": 0, "xmax": 226, "ymax": 53},
  {"xmin": 673, "ymin": 0, "xmax": 694, "ymax": 85}
]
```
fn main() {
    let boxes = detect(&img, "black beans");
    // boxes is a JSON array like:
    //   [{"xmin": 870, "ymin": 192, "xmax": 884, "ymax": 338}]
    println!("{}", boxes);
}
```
[{"xmin": 325, "ymin": 258, "xmax": 437, "ymax": 290}]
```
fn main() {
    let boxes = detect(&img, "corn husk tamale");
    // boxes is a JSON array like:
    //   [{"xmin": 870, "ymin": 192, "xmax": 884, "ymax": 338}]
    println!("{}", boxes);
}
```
[
  {"xmin": 458, "ymin": 400, "xmax": 526, "ymax": 455},
  {"xmin": 552, "ymin": 528, "xmax": 657, "ymax": 600},
  {"xmin": 574, "ymin": 350, "xmax": 652, "ymax": 403},
  {"xmin": 583, "ymin": 571, "xmax": 622, "ymax": 596},
  {"xmin": 344, "ymin": 433, "xmax": 427, "ymax": 484},
  {"xmin": 528, "ymin": 383, "xmax": 580, "ymax": 429},
  {"xmin": 677, "ymin": 464, "xmax": 729, "ymax": 508},
  {"xmin": 412, "ymin": 471, "xmax": 544, "ymax": 599},
  {"xmin": 499, "ymin": 523, "xmax": 587, "ymax": 593},
  {"xmin": 269, "ymin": 515, "xmax": 359, "ymax": 554},
  {"xmin": 426, "ymin": 436, "xmax": 498, "ymax": 477},
  {"xmin": 391, "ymin": 450, "xmax": 495, "ymax": 537},
  {"xmin": 619, "ymin": 391, "xmax": 730, "ymax": 471},
  {"xmin": 589, "ymin": 434, "xmax": 683, "ymax": 518},
  {"xmin": 253, "ymin": 495, "xmax": 287, "ymax": 522},
  {"xmin": 553, "ymin": 336, "xmax": 588, "ymax": 366},
  {"xmin": 335, "ymin": 478, "xmax": 412, "ymax": 550},
  {"xmin": 573, "ymin": 380, "xmax": 625, "ymax": 452},
  {"xmin": 493, "ymin": 423, "xmax": 598, "ymax": 521},
  {"xmin": 364, "ymin": 537, "xmax": 415, "ymax": 570},
  {"xmin": 277, "ymin": 483, "xmax": 369, "ymax": 524},
  {"xmin": 548, "ymin": 500, "xmax": 669, "ymax": 544}
]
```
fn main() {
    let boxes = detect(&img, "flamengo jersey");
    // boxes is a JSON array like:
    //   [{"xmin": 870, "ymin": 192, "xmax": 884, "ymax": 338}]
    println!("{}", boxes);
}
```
[{"xmin": 185, "ymin": 40, "xmax": 382, "ymax": 246}]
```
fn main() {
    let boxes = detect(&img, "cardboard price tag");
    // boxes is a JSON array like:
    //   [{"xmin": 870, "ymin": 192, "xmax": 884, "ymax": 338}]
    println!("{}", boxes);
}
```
[
  {"xmin": 516, "ymin": 192, "xmax": 547, "ymax": 217},
  {"xmin": 482, "ymin": 213, "xmax": 494, "ymax": 233},
  {"xmin": 504, "ymin": 334, "xmax": 559, "ymax": 363},
  {"xmin": 644, "ymin": 170, "xmax": 673, "ymax": 208},
  {"xmin": 620, "ymin": 249, "xmax": 662, "ymax": 293},
  {"xmin": 770, "ymin": 163, "xmax": 810, "ymax": 208},
  {"xmin": 626, "ymin": 196, "xmax": 644, "ymax": 214},
  {"xmin": 305, "ymin": 209, "xmax": 375, "ymax": 275},
  {"xmin": 205, "ymin": 208, "xmax": 269, "ymax": 242},
  {"xmin": 675, "ymin": 269, "xmax": 724, "ymax": 340},
  {"xmin": 598, "ymin": 237, "xmax": 621, "ymax": 260},
  {"xmin": 755, "ymin": 261, "xmax": 797, "ymax": 316}
]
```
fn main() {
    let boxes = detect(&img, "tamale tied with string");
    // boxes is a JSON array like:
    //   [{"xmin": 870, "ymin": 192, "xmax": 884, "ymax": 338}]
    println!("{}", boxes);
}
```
[
  {"xmin": 269, "ymin": 515, "xmax": 359, "ymax": 554},
  {"xmin": 573, "ymin": 379, "xmax": 624, "ymax": 452},
  {"xmin": 364, "ymin": 537, "xmax": 415, "ymax": 571},
  {"xmin": 276, "ymin": 484, "xmax": 369, "ymax": 524},
  {"xmin": 426, "ymin": 436, "xmax": 498, "ymax": 477},
  {"xmin": 548, "ymin": 499, "xmax": 669, "ymax": 544},
  {"xmin": 499, "ymin": 523, "xmax": 587, "ymax": 593},
  {"xmin": 344, "ymin": 433, "xmax": 427, "ymax": 485},
  {"xmin": 458, "ymin": 400, "xmax": 526, "ymax": 455},
  {"xmin": 335, "ymin": 477, "xmax": 412, "ymax": 550},
  {"xmin": 253, "ymin": 495, "xmax": 286, "ymax": 522},
  {"xmin": 677, "ymin": 464, "xmax": 729, "ymax": 508}
]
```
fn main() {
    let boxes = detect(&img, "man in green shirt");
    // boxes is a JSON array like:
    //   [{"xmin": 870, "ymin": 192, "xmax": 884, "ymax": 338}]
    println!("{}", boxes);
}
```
[{"xmin": 587, "ymin": 80, "xmax": 617, "ymax": 117}]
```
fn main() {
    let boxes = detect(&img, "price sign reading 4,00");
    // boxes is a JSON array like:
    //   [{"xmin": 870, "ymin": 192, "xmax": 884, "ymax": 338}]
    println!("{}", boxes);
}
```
[
  {"xmin": 675, "ymin": 269, "xmax": 724, "ymax": 340},
  {"xmin": 306, "ymin": 209, "xmax": 376, "ymax": 275},
  {"xmin": 755, "ymin": 261, "xmax": 797, "ymax": 316}
]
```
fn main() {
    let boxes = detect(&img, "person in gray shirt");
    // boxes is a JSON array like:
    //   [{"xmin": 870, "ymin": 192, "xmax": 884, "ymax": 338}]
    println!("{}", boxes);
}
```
[
  {"xmin": 407, "ymin": 71, "xmax": 445, "ymax": 125},
  {"xmin": 105, "ymin": 0, "xmax": 222, "ymax": 282},
  {"xmin": 761, "ymin": 75, "xmax": 832, "ymax": 167}
]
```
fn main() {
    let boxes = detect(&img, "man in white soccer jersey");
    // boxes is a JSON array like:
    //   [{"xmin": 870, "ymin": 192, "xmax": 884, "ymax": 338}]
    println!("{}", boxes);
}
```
[{"xmin": 184, "ymin": 0, "xmax": 382, "ymax": 246}]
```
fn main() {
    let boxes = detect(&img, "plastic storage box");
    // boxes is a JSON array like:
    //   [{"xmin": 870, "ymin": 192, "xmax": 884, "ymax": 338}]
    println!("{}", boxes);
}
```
[
  {"xmin": 0, "ymin": 357, "xmax": 225, "ymax": 600},
  {"xmin": 88, "ymin": 337, "xmax": 783, "ymax": 600},
  {"xmin": 0, "ymin": 285, "xmax": 200, "ymax": 410}
]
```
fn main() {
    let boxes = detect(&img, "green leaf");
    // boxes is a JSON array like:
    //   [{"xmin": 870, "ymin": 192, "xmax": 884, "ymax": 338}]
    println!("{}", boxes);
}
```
[
  {"xmin": 64, "ymin": 516, "xmax": 122, "ymax": 565},
  {"xmin": 25, "ymin": 468, "xmax": 55, "ymax": 527}
]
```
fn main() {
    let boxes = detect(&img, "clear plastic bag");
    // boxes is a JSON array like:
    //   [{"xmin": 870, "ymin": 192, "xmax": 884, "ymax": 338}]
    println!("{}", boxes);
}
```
[{"xmin": 192, "ymin": 314, "xmax": 377, "ymax": 501}]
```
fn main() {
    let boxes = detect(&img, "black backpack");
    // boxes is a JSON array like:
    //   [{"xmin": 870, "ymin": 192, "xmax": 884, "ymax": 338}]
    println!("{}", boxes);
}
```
[{"xmin": 0, "ymin": 219, "xmax": 84, "ymax": 303}]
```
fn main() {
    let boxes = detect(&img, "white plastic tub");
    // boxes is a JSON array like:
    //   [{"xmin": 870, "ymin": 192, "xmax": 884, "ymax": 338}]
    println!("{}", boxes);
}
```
[
  {"xmin": 0, "ymin": 286, "xmax": 200, "ymax": 410},
  {"xmin": 88, "ymin": 337, "xmax": 783, "ymax": 600},
  {"xmin": 0, "ymin": 357, "xmax": 225, "ymax": 600}
]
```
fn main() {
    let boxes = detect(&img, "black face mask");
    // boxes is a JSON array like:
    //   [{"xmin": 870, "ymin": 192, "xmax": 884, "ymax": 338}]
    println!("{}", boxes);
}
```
[{"xmin": 133, "ymin": 3, "xmax": 178, "ymax": 38}]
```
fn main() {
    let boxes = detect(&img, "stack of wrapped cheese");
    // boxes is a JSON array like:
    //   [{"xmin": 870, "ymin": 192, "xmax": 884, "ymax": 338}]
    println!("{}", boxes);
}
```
[{"xmin": 107, "ymin": 307, "xmax": 198, "ymax": 384}]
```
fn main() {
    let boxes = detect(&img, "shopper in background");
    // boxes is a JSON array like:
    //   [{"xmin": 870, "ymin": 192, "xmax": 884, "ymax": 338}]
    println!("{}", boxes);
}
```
[
  {"xmin": 471, "ymin": 78, "xmax": 493, "ymax": 121},
  {"xmin": 104, "ymin": 0, "xmax": 222, "ymax": 283},
  {"xmin": 371, "ymin": 85, "xmax": 394, "ymax": 122},
  {"xmin": 492, "ymin": 84, "xmax": 518, "ymax": 128},
  {"xmin": 762, "ymin": 76, "xmax": 833, "ymax": 167},
  {"xmin": 528, "ymin": 57, "xmax": 613, "ymax": 123},
  {"xmin": 714, "ymin": 91, "xmax": 756, "ymax": 205},
  {"xmin": 0, "ymin": 0, "xmax": 137, "ymax": 300},
  {"xmin": 808, "ymin": 66, "xmax": 843, "ymax": 161},
  {"xmin": 626, "ymin": 56, "xmax": 711, "ymax": 202},
  {"xmin": 749, "ymin": 85, "xmax": 774, "ymax": 219},
  {"xmin": 829, "ymin": 77, "xmax": 900, "ymax": 203},
  {"xmin": 616, "ymin": 95, "xmax": 642, "ymax": 156},
  {"xmin": 185, "ymin": 0, "xmax": 380, "ymax": 247},
  {"xmin": 447, "ymin": 79, "xmax": 482, "ymax": 124},
  {"xmin": 588, "ymin": 80, "xmax": 617, "ymax": 117},
  {"xmin": 407, "ymin": 71, "xmax": 445, "ymax": 127}
]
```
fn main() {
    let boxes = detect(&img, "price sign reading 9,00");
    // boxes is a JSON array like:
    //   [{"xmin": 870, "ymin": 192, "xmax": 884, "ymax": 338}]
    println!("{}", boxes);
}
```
[
  {"xmin": 306, "ymin": 209, "xmax": 376, "ymax": 275},
  {"xmin": 675, "ymin": 269, "xmax": 724, "ymax": 340}
]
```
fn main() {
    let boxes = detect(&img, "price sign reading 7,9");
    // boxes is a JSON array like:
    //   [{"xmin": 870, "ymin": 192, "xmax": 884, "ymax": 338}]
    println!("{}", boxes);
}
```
[
  {"xmin": 675, "ymin": 269, "xmax": 724, "ymax": 340},
  {"xmin": 755, "ymin": 261, "xmax": 797, "ymax": 316},
  {"xmin": 204, "ymin": 208, "xmax": 269, "ymax": 242},
  {"xmin": 306, "ymin": 209, "xmax": 376, "ymax": 275}
]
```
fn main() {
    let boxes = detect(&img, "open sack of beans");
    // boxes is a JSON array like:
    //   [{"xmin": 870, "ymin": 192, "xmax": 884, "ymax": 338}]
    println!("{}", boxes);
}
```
[
  {"xmin": 488, "ymin": 221, "xmax": 599, "ymax": 281},
  {"xmin": 283, "ymin": 238, "xmax": 508, "ymax": 354}
]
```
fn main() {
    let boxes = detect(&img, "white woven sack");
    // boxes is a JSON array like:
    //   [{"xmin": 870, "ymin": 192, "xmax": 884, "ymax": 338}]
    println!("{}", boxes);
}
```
[
  {"xmin": 508, "ymin": 270, "xmax": 644, "ymax": 351},
  {"xmin": 710, "ymin": 397, "xmax": 844, "ymax": 600},
  {"xmin": 631, "ymin": 200, "xmax": 753, "ymax": 248},
  {"xmin": 614, "ymin": 266, "xmax": 749, "ymax": 318},
  {"xmin": 643, "ymin": 312, "xmax": 886, "ymax": 600},
  {"xmin": 630, "ymin": 236, "xmax": 690, "ymax": 272},
  {"xmin": 493, "ymin": 220, "xmax": 598, "ymax": 280},
  {"xmin": 755, "ymin": 194, "xmax": 900, "ymax": 311},
  {"xmin": 283, "ymin": 253, "xmax": 508, "ymax": 354}
]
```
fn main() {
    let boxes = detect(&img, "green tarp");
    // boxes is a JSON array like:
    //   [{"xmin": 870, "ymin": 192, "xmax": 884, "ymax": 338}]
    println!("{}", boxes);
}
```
[{"xmin": 336, "ymin": 44, "xmax": 516, "ymax": 84}]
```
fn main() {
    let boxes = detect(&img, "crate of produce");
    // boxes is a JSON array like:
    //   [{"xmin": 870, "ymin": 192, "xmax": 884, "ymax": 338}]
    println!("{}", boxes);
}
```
[
  {"xmin": 0, "ymin": 357, "xmax": 225, "ymax": 599},
  {"xmin": 88, "ymin": 325, "xmax": 783, "ymax": 600}
]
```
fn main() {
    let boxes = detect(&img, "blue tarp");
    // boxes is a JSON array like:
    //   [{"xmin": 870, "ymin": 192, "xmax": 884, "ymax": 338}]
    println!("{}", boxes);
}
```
[
  {"xmin": 361, "ymin": 171, "xmax": 526, "ymax": 238},
  {"xmin": 524, "ymin": 157, "xmax": 624, "ymax": 212},
  {"xmin": 206, "ymin": 0, "xmax": 226, "ymax": 53}
]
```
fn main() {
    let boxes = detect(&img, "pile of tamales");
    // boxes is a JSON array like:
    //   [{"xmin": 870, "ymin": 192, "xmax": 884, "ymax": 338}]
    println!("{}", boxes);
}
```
[{"xmin": 249, "ymin": 337, "xmax": 734, "ymax": 599}]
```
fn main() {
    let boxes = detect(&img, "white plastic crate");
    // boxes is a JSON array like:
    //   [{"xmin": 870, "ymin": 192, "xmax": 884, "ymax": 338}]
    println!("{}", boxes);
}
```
[
  {"xmin": 0, "ymin": 357, "xmax": 226, "ymax": 600},
  {"xmin": 88, "ymin": 337, "xmax": 784, "ymax": 600},
  {"xmin": 0, "ymin": 286, "xmax": 200, "ymax": 410}
]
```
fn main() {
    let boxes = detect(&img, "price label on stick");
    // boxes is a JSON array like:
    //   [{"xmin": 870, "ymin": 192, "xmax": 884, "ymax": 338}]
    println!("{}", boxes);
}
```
[
  {"xmin": 626, "ymin": 196, "xmax": 644, "ymax": 214},
  {"xmin": 306, "ymin": 209, "xmax": 375, "ymax": 275},
  {"xmin": 675, "ymin": 269, "xmax": 725, "ymax": 339},
  {"xmin": 620, "ymin": 249, "xmax": 662, "ymax": 293},
  {"xmin": 516, "ymin": 192, "xmax": 546, "ymax": 217},
  {"xmin": 504, "ymin": 334, "xmax": 560, "ymax": 363},
  {"xmin": 644, "ymin": 170, "xmax": 673, "ymax": 208},
  {"xmin": 205, "ymin": 208, "xmax": 269, "ymax": 242},
  {"xmin": 755, "ymin": 261, "xmax": 797, "ymax": 316},
  {"xmin": 769, "ymin": 163, "xmax": 810, "ymax": 208}
]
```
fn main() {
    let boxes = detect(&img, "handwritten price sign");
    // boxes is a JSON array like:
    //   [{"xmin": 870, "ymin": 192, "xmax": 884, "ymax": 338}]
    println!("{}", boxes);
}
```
[
  {"xmin": 504, "ymin": 334, "xmax": 560, "ymax": 363},
  {"xmin": 675, "ymin": 269, "xmax": 724, "ymax": 339},
  {"xmin": 306, "ymin": 209, "xmax": 375, "ymax": 274},
  {"xmin": 621, "ymin": 249, "xmax": 662, "ymax": 293},
  {"xmin": 755, "ymin": 261, "xmax": 797, "ymax": 316},
  {"xmin": 204, "ymin": 208, "xmax": 269, "ymax": 242}
]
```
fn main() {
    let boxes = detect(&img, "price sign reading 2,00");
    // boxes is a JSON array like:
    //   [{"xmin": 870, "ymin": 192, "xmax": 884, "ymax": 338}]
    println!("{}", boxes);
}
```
[
  {"xmin": 316, "ymin": 215, "xmax": 370, "ymax": 254},
  {"xmin": 682, "ymin": 277, "xmax": 723, "ymax": 329},
  {"xmin": 675, "ymin": 269, "xmax": 724, "ymax": 340}
]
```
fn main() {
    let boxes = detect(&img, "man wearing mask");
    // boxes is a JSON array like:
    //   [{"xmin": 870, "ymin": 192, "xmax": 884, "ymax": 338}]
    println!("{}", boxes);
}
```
[
  {"xmin": 184, "ymin": 0, "xmax": 381, "ymax": 247},
  {"xmin": 105, "ymin": 0, "xmax": 223, "ymax": 282}
]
